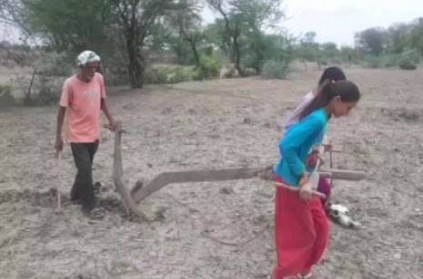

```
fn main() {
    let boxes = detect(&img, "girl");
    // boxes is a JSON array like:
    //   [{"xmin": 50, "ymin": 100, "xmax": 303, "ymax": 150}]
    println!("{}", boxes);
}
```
[
  {"xmin": 273, "ymin": 80, "xmax": 361, "ymax": 279},
  {"xmin": 284, "ymin": 66, "xmax": 347, "ymax": 209},
  {"xmin": 284, "ymin": 66, "xmax": 346, "ymax": 131}
]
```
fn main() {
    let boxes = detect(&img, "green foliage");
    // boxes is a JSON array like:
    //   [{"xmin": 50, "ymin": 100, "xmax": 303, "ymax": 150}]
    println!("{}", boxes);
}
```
[
  {"xmin": 261, "ymin": 60, "xmax": 290, "ymax": 79},
  {"xmin": 24, "ymin": 0, "xmax": 112, "ymax": 55},
  {"xmin": 206, "ymin": 0, "xmax": 284, "ymax": 76},
  {"xmin": 363, "ymin": 55, "xmax": 381, "ymax": 68},
  {"xmin": 35, "ymin": 52, "xmax": 73, "ymax": 77},
  {"xmin": 243, "ymin": 33, "xmax": 293, "ymax": 74},
  {"xmin": 168, "ymin": 67, "xmax": 195, "ymax": 83},
  {"xmin": 355, "ymin": 17, "xmax": 423, "ymax": 65},
  {"xmin": 144, "ymin": 55, "xmax": 221, "ymax": 84},
  {"xmin": 379, "ymin": 54, "xmax": 400, "ymax": 68},
  {"xmin": 0, "ymin": 84, "xmax": 14, "ymax": 107},
  {"xmin": 166, "ymin": 36, "xmax": 197, "ymax": 65},
  {"xmin": 202, "ymin": 20, "xmax": 230, "ymax": 54},
  {"xmin": 33, "ymin": 76, "xmax": 63, "ymax": 105},
  {"xmin": 399, "ymin": 49, "xmax": 419, "ymax": 70},
  {"xmin": 409, "ymin": 18, "xmax": 423, "ymax": 58},
  {"xmin": 295, "ymin": 32, "xmax": 320, "ymax": 62},
  {"xmin": 355, "ymin": 28, "xmax": 387, "ymax": 56},
  {"xmin": 339, "ymin": 46, "xmax": 356, "ymax": 63},
  {"xmin": 195, "ymin": 55, "xmax": 222, "ymax": 79},
  {"xmin": 399, "ymin": 59, "xmax": 417, "ymax": 70},
  {"xmin": 320, "ymin": 42, "xmax": 339, "ymax": 60},
  {"xmin": 144, "ymin": 66, "xmax": 195, "ymax": 84}
]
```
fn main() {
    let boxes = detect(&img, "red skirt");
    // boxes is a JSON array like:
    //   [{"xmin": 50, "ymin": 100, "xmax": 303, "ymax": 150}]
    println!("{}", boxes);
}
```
[{"xmin": 273, "ymin": 175, "xmax": 330, "ymax": 278}]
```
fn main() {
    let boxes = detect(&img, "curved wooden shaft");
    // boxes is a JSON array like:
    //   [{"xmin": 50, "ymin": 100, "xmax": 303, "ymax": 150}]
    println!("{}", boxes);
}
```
[
  {"xmin": 131, "ymin": 166, "xmax": 365, "ymax": 204},
  {"xmin": 112, "ymin": 130, "xmax": 148, "ymax": 220},
  {"xmin": 131, "ymin": 167, "xmax": 267, "ymax": 203}
]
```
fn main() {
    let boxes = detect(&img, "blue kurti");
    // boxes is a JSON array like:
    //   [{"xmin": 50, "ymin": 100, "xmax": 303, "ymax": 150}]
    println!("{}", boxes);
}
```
[{"xmin": 275, "ymin": 108, "xmax": 329, "ymax": 186}]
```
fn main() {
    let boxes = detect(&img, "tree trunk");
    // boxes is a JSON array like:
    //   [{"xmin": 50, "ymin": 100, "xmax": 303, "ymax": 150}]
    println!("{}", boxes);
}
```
[
  {"xmin": 233, "ymin": 33, "xmax": 244, "ymax": 76},
  {"xmin": 188, "ymin": 38, "xmax": 201, "ymax": 66},
  {"xmin": 126, "ymin": 37, "xmax": 144, "ymax": 88}
]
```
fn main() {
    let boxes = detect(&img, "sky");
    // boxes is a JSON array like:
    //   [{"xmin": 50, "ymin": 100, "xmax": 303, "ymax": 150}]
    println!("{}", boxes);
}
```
[{"xmin": 202, "ymin": 0, "xmax": 423, "ymax": 46}]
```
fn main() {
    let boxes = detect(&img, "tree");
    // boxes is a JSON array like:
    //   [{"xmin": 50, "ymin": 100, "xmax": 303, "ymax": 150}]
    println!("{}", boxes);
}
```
[
  {"xmin": 0, "ymin": 0, "xmax": 28, "ymax": 32},
  {"xmin": 109, "ymin": 0, "xmax": 183, "ymax": 88},
  {"xmin": 206, "ymin": 0, "xmax": 283, "ymax": 76},
  {"xmin": 295, "ymin": 31, "xmax": 320, "ymax": 67},
  {"xmin": 320, "ymin": 42, "xmax": 338, "ymax": 60},
  {"xmin": 24, "ymin": 0, "xmax": 112, "ymax": 54},
  {"xmin": 202, "ymin": 19, "xmax": 231, "ymax": 58},
  {"xmin": 409, "ymin": 18, "xmax": 423, "ymax": 58},
  {"xmin": 339, "ymin": 46, "xmax": 356, "ymax": 64},
  {"xmin": 21, "ymin": 0, "xmax": 185, "ymax": 88},
  {"xmin": 166, "ymin": 0, "xmax": 203, "ymax": 66},
  {"xmin": 386, "ymin": 23, "xmax": 412, "ymax": 54},
  {"xmin": 355, "ymin": 27, "xmax": 386, "ymax": 56}
]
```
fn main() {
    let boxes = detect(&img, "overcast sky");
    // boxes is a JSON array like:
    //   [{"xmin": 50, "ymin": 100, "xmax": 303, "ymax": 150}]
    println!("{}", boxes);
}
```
[{"xmin": 202, "ymin": 0, "xmax": 423, "ymax": 46}]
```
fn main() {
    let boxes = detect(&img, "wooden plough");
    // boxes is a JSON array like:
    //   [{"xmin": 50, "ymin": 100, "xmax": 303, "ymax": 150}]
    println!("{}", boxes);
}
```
[{"xmin": 110, "ymin": 130, "xmax": 366, "ymax": 220}]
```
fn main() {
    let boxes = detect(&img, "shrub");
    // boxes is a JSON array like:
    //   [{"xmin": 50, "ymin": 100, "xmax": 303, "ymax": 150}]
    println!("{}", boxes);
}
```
[
  {"xmin": 196, "ymin": 55, "xmax": 222, "ymax": 80},
  {"xmin": 363, "ymin": 55, "xmax": 381, "ymax": 69},
  {"xmin": 398, "ymin": 49, "xmax": 419, "ymax": 70},
  {"xmin": 0, "ymin": 84, "xmax": 14, "ymax": 107},
  {"xmin": 144, "ymin": 66, "xmax": 195, "ymax": 84},
  {"xmin": 261, "ymin": 60, "xmax": 290, "ymax": 79}
]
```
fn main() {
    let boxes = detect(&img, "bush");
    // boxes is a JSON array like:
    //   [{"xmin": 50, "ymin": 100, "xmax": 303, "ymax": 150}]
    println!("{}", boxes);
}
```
[
  {"xmin": 144, "ymin": 67, "xmax": 169, "ymax": 84},
  {"xmin": 168, "ymin": 67, "xmax": 194, "ymax": 83},
  {"xmin": 103, "ymin": 65, "xmax": 129, "ymax": 86},
  {"xmin": 20, "ymin": 73, "xmax": 65, "ymax": 106},
  {"xmin": 398, "ymin": 49, "xmax": 419, "ymax": 70},
  {"xmin": 35, "ymin": 52, "xmax": 73, "ymax": 77},
  {"xmin": 363, "ymin": 55, "xmax": 381, "ymax": 68},
  {"xmin": 379, "ymin": 54, "xmax": 399, "ymax": 68},
  {"xmin": 196, "ymin": 55, "xmax": 222, "ymax": 80},
  {"xmin": 261, "ymin": 60, "xmax": 290, "ymax": 79},
  {"xmin": 144, "ymin": 66, "xmax": 195, "ymax": 84},
  {"xmin": 33, "ymin": 75, "xmax": 64, "ymax": 105},
  {"xmin": 0, "ymin": 84, "xmax": 15, "ymax": 107},
  {"xmin": 399, "ymin": 59, "xmax": 417, "ymax": 70}
]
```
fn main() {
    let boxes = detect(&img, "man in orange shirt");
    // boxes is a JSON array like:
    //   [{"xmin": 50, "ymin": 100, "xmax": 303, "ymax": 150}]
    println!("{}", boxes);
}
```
[{"xmin": 55, "ymin": 50, "xmax": 120, "ymax": 218}]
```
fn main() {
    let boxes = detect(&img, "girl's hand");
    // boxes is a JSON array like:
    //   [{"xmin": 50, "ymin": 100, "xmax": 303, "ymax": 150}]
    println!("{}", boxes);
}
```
[
  {"xmin": 299, "ymin": 181, "xmax": 313, "ymax": 202},
  {"xmin": 299, "ymin": 173, "xmax": 309, "ymax": 186}
]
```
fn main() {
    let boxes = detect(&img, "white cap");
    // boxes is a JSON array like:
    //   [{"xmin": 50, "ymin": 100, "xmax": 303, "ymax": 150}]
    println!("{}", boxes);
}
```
[{"xmin": 77, "ymin": 50, "xmax": 100, "ymax": 67}]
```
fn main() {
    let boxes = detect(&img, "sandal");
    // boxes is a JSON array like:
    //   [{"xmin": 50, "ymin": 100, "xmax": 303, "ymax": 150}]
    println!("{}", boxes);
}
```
[{"xmin": 83, "ymin": 207, "xmax": 105, "ymax": 220}]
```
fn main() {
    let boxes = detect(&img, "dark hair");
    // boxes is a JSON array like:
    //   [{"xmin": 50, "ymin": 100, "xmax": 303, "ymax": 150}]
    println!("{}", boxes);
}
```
[
  {"xmin": 318, "ymin": 66, "xmax": 346, "ymax": 86},
  {"xmin": 300, "ymin": 80, "xmax": 360, "ymax": 120}
]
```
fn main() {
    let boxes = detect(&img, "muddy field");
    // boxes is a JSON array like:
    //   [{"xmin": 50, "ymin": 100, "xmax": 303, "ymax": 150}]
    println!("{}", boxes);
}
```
[{"xmin": 0, "ymin": 66, "xmax": 422, "ymax": 279}]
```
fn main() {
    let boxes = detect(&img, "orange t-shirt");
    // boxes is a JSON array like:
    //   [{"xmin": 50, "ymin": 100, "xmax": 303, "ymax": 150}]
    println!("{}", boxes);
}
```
[{"xmin": 59, "ymin": 73, "xmax": 106, "ymax": 143}]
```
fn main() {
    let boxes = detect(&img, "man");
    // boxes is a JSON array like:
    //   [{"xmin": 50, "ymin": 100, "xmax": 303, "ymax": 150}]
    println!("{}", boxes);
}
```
[{"xmin": 55, "ymin": 50, "xmax": 120, "ymax": 218}]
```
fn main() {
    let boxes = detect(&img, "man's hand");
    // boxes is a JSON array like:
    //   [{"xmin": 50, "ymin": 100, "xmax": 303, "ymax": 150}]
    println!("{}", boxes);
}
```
[
  {"xmin": 55, "ymin": 137, "xmax": 64, "ymax": 156},
  {"xmin": 109, "ymin": 120, "xmax": 122, "ymax": 131}
]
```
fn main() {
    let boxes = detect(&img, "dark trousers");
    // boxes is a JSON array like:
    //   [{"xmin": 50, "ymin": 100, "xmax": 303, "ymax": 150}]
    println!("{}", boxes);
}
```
[{"xmin": 70, "ymin": 141, "xmax": 99, "ymax": 211}]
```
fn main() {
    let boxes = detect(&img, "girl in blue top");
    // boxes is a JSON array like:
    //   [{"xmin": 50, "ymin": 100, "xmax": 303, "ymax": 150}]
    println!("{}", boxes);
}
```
[
  {"xmin": 273, "ymin": 80, "xmax": 361, "ymax": 279},
  {"xmin": 283, "ymin": 67, "xmax": 348, "ymax": 210}
]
